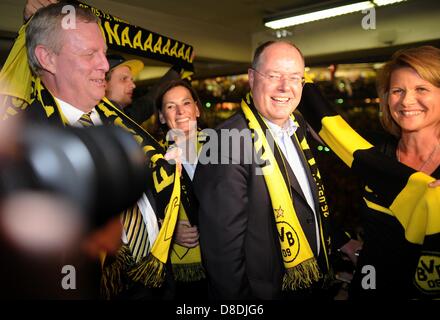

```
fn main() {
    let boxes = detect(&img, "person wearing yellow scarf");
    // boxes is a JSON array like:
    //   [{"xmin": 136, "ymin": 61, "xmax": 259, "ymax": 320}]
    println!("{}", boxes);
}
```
[
  {"xmin": 194, "ymin": 41, "xmax": 358, "ymax": 299},
  {"xmin": 298, "ymin": 47, "xmax": 440, "ymax": 299},
  {"xmin": 155, "ymin": 79, "xmax": 207, "ymax": 300}
]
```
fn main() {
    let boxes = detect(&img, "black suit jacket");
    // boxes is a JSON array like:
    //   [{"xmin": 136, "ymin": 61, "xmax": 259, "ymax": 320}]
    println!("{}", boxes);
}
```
[{"xmin": 193, "ymin": 111, "xmax": 325, "ymax": 300}]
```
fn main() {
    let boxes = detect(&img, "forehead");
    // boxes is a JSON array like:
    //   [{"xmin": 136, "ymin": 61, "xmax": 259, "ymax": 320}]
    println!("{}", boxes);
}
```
[
  {"xmin": 61, "ymin": 21, "xmax": 106, "ymax": 49},
  {"xmin": 390, "ymin": 67, "xmax": 424, "ymax": 83},
  {"xmin": 164, "ymin": 86, "xmax": 192, "ymax": 100},
  {"xmin": 258, "ymin": 43, "xmax": 304, "ymax": 70},
  {"xmin": 112, "ymin": 65, "xmax": 132, "ymax": 75}
]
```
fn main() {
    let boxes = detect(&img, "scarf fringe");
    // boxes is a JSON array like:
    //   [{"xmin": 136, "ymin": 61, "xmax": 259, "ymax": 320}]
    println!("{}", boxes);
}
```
[
  {"xmin": 100, "ymin": 245, "xmax": 135, "ymax": 300},
  {"xmin": 282, "ymin": 258, "xmax": 321, "ymax": 290},
  {"xmin": 128, "ymin": 254, "xmax": 166, "ymax": 288},
  {"xmin": 172, "ymin": 263, "xmax": 206, "ymax": 282}
]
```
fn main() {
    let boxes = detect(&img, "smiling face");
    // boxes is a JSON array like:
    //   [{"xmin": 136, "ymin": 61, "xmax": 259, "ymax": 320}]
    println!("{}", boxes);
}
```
[
  {"xmin": 105, "ymin": 65, "xmax": 136, "ymax": 108},
  {"xmin": 248, "ymin": 42, "xmax": 304, "ymax": 127},
  {"xmin": 159, "ymin": 85, "xmax": 200, "ymax": 136},
  {"xmin": 388, "ymin": 67, "xmax": 440, "ymax": 135},
  {"xmin": 51, "ymin": 21, "xmax": 109, "ymax": 112}
]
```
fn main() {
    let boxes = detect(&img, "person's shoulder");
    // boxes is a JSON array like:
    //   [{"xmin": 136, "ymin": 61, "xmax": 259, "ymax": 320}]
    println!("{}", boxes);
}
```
[
  {"xmin": 24, "ymin": 99, "xmax": 46, "ymax": 120},
  {"xmin": 369, "ymin": 131, "xmax": 398, "ymax": 157},
  {"xmin": 215, "ymin": 111, "xmax": 246, "ymax": 130}
]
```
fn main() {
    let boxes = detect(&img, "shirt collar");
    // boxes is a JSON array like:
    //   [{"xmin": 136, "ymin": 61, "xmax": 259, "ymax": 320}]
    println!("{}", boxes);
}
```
[
  {"xmin": 263, "ymin": 117, "xmax": 298, "ymax": 139},
  {"xmin": 54, "ymin": 97, "xmax": 97, "ymax": 126}
]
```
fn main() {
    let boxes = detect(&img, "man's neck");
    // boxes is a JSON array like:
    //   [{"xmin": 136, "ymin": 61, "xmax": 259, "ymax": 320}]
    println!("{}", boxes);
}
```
[{"xmin": 42, "ymin": 76, "xmax": 95, "ymax": 113}]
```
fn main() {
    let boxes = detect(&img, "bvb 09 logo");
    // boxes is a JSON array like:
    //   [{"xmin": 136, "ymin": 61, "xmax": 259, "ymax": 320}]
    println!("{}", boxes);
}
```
[
  {"xmin": 414, "ymin": 253, "xmax": 440, "ymax": 294},
  {"xmin": 277, "ymin": 221, "xmax": 300, "ymax": 263}
]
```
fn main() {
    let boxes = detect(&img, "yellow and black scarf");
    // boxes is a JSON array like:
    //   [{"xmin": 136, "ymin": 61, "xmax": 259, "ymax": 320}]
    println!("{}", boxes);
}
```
[
  {"xmin": 241, "ymin": 93, "xmax": 330, "ymax": 290},
  {"xmin": 28, "ymin": 80, "xmax": 181, "ymax": 297},
  {"xmin": 160, "ymin": 133, "xmax": 206, "ymax": 283},
  {"xmin": 299, "ymin": 82, "xmax": 440, "ymax": 297}
]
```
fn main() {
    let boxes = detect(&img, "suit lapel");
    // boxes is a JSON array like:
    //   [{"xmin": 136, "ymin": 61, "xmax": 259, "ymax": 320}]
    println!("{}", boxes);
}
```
[{"xmin": 289, "ymin": 133, "xmax": 321, "ymax": 224}]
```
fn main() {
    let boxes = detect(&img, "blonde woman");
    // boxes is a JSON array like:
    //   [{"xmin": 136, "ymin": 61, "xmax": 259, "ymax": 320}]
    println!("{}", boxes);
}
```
[{"xmin": 351, "ymin": 46, "xmax": 440, "ymax": 299}]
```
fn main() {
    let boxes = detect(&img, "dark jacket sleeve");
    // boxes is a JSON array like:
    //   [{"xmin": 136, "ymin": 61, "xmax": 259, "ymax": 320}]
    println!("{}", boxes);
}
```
[{"xmin": 193, "ymin": 131, "xmax": 253, "ymax": 300}]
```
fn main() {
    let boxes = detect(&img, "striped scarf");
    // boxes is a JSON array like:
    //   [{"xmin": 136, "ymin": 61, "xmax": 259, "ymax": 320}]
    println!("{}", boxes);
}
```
[
  {"xmin": 241, "ymin": 93, "xmax": 331, "ymax": 290},
  {"xmin": 161, "ymin": 133, "xmax": 206, "ymax": 283}
]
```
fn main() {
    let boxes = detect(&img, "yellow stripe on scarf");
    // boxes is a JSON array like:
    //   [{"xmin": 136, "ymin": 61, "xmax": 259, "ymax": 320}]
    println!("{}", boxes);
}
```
[
  {"xmin": 170, "ymin": 205, "xmax": 205, "ymax": 282},
  {"xmin": 0, "ymin": 22, "xmax": 32, "ymax": 103},
  {"xmin": 127, "ymin": 171, "xmax": 180, "ymax": 287},
  {"xmin": 319, "ymin": 115, "xmax": 372, "ymax": 167},
  {"xmin": 390, "ymin": 172, "xmax": 440, "ymax": 244}
]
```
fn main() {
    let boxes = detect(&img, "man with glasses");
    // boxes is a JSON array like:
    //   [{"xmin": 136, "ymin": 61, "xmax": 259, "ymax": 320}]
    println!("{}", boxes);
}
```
[{"xmin": 194, "ymin": 41, "xmax": 354, "ymax": 300}]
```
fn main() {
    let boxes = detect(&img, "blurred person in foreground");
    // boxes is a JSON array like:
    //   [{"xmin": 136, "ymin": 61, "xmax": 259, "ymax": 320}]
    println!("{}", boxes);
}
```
[
  {"xmin": 193, "ymin": 41, "xmax": 360, "ymax": 300},
  {"xmin": 350, "ymin": 46, "xmax": 440, "ymax": 299},
  {"xmin": 155, "ymin": 79, "xmax": 208, "ymax": 300},
  {"xmin": 19, "ymin": 2, "xmax": 178, "ymax": 299}
]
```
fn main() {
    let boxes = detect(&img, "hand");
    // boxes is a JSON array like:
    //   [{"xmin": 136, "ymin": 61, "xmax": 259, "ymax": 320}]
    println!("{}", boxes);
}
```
[
  {"xmin": 428, "ymin": 179, "xmax": 440, "ymax": 188},
  {"xmin": 339, "ymin": 239, "xmax": 363, "ymax": 266},
  {"xmin": 174, "ymin": 220, "xmax": 199, "ymax": 248},
  {"xmin": 24, "ymin": 0, "xmax": 58, "ymax": 21},
  {"xmin": 164, "ymin": 144, "xmax": 182, "ymax": 175},
  {"xmin": 81, "ymin": 216, "xmax": 122, "ymax": 259}
]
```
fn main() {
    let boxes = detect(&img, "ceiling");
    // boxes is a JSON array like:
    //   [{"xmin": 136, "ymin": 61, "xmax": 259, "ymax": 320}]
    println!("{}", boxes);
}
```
[
  {"xmin": 1, "ymin": 0, "xmax": 440, "ymax": 79},
  {"xmin": 113, "ymin": 0, "xmax": 328, "ymax": 34}
]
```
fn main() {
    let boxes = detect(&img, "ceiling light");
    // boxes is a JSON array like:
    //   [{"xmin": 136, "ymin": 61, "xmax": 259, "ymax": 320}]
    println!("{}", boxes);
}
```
[
  {"xmin": 264, "ymin": 0, "xmax": 407, "ymax": 29},
  {"xmin": 372, "ymin": 0, "xmax": 406, "ymax": 5}
]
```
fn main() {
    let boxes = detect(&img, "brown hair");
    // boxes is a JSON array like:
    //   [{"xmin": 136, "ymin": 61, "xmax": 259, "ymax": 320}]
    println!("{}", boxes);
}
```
[
  {"xmin": 377, "ymin": 45, "xmax": 440, "ymax": 137},
  {"xmin": 154, "ymin": 79, "xmax": 203, "ymax": 137}
]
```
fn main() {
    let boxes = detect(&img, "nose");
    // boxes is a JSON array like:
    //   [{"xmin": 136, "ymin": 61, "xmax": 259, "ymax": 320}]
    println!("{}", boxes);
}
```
[
  {"xmin": 130, "ymin": 79, "xmax": 136, "ymax": 89},
  {"xmin": 402, "ymin": 90, "xmax": 416, "ymax": 106},
  {"xmin": 98, "ymin": 51, "xmax": 109, "ymax": 72},
  {"xmin": 176, "ymin": 104, "xmax": 185, "ymax": 114},
  {"xmin": 276, "ymin": 77, "xmax": 289, "ymax": 91}
]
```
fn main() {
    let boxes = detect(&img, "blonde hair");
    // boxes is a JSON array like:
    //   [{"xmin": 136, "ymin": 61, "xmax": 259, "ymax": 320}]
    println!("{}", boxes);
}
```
[{"xmin": 377, "ymin": 45, "xmax": 440, "ymax": 137}]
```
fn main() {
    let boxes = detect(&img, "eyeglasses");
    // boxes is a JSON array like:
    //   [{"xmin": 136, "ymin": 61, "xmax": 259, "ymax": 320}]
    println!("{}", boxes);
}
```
[{"xmin": 252, "ymin": 68, "xmax": 305, "ymax": 86}]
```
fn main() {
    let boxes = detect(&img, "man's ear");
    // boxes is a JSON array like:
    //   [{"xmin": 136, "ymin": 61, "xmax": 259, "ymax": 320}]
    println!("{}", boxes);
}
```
[{"xmin": 34, "ymin": 45, "xmax": 57, "ymax": 74}]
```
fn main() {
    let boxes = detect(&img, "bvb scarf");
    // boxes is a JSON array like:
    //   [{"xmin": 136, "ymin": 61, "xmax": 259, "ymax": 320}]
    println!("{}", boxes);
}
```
[
  {"xmin": 241, "ymin": 93, "xmax": 330, "ymax": 290},
  {"xmin": 30, "ymin": 79, "xmax": 181, "ymax": 296},
  {"xmin": 161, "ymin": 134, "xmax": 206, "ymax": 282},
  {"xmin": 298, "ymin": 82, "xmax": 440, "ymax": 297},
  {"xmin": 170, "ymin": 203, "xmax": 205, "ymax": 282}
]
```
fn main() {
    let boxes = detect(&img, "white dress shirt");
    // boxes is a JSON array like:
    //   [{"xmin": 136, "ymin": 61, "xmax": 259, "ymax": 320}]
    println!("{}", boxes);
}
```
[
  {"xmin": 55, "ymin": 97, "xmax": 159, "ymax": 250},
  {"xmin": 264, "ymin": 117, "xmax": 321, "ymax": 254},
  {"xmin": 55, "ymin": 97, "xmax": 103, "ymax": 126}
]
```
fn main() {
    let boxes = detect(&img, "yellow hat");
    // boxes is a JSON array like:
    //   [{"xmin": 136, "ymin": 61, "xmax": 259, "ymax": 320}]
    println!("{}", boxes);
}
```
[{"xmin": 107, "ymin": 54, "xmax": 144, "ymax": 77}]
